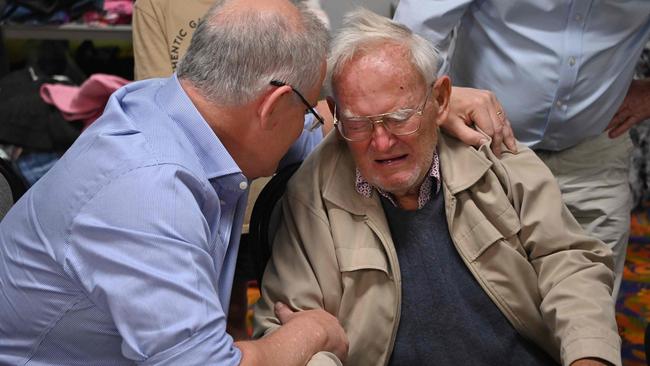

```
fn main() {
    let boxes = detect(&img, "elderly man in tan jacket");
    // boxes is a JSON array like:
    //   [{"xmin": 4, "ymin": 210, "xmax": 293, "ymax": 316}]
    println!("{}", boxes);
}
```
[{"xmin": 254, "ymin": 8, "xmax": 621, "ymax": 366}]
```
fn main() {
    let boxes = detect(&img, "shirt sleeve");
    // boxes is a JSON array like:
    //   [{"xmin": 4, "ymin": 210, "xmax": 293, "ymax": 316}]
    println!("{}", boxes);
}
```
[
  {"xmin": 133, "ymin": 0, "xmax": 174, "ymax": 80},
  {"xmin": 393, "ymin": 0, "xmax": 474, "ymax": 74},
  {"xmin": 64, "ymin": 164, "xmax": 241, "ymax": 365}
]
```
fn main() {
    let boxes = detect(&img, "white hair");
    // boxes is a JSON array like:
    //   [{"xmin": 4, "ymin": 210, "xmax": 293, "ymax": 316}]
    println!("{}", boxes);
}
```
[{"xmin": 327, "ymin": 8, "xmax": 440, "ymax": 93}]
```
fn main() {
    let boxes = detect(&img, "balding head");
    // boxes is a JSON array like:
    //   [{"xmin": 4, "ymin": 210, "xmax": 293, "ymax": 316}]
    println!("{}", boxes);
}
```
[
  {"xmin": 219, "ymin": 0, "xmax": 301, "ymax": 22},
  {"xmin": 177, "ymin": 0, "xmax": 329, "ymax": 106}
]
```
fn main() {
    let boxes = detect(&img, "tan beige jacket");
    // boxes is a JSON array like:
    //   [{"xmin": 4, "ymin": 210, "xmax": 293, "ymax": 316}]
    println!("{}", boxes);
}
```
[
  {"xmin": 254, "ymin": 132, "xmax": 621, "ymax": 366},
  {"xmin": 132, "ymin": 0, "xmax": 213, "ymax": 80}
]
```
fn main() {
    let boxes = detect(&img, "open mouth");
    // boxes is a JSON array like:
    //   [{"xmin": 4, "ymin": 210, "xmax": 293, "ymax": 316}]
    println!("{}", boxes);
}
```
[{"xmin": 375, "ymin": 154, "xmax": 408, "ymax": 165}]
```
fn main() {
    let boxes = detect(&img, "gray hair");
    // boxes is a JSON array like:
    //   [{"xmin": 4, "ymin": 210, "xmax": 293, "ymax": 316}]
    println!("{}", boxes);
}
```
[
  {"xmin": 177, "ymin": 0, "xmax": 330, "ymax": 106},
  {"xmin": 328, "ymin": 8, "xmax": 440, "ymax": 93}
]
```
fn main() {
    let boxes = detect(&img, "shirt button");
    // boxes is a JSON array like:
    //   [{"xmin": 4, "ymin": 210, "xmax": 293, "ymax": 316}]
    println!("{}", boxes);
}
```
[
  {"xmin": 568, "ymin": 57, "xmax": 576, "ymax": 66},
  {"xmin": 574, "ymin": 14, "xmax": 582, "ymax": 21},
  {"xmin": 220, "ymin": 199, "xmax": 226, "ymax": 205},
  {"xmin": 239, "ymin": 181, "xmax": 248, "ymax": 190},
  {"xmin": 555, "ymin": 100, "xmax": 563, "ymax": 108}
]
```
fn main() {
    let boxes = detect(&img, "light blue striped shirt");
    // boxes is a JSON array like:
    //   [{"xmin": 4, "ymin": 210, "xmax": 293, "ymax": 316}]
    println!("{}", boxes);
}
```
[
  {"xmin": 395, "ymin": 0, "xmax": 650, "ymax": 150},
  {"xmin": 0, "ymin": 75, "xmax": 321, "ymax": 365}
]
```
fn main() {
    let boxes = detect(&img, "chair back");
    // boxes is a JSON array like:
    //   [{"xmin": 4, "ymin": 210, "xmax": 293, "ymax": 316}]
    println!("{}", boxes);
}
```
[
  {"xmin": 248, "ymin": 162, "xmax": 301, "ymax": 285},
  {"xmin": 0, "ymin": 158, "xmax": 27, "ymax": 220}
]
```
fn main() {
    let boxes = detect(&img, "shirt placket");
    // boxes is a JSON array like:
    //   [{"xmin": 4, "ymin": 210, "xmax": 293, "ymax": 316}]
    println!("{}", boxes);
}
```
[
  {"xmin": 213, "ymin": 175, "xmax": 248, "ymax": 252},
  {"xmin": 546, "ymin": 0, "xmax": 592, "ymax": 149}
]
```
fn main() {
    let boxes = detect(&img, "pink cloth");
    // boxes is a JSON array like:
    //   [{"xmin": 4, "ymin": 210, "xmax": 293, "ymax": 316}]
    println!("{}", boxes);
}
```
[
  {"xmin": 83, "ymin": 0, "xmax": 133, "ymax": 25},
  {"xmin": 104, "ymin": 0, "xmax": 134, "ymax": 15},
  {"xmin": 40, "ymin": 74, "xmax": 130, "ymax": 128}
]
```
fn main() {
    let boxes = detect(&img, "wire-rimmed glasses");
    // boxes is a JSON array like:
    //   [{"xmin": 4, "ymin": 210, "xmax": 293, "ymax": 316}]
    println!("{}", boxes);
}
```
[{"xmin": 334, "ymin": 85, "xmax": 433, "ymax": 141}]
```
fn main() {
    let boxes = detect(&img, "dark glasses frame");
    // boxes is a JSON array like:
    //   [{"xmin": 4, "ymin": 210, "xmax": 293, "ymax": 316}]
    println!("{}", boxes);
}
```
[{"xmin": 270, "ymin": 80, "xmax": 324, "ymax": 130}]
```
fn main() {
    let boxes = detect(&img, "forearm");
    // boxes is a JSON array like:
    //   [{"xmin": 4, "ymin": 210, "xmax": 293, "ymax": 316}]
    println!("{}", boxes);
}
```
[{"xmin": 236, "ymin": 321, "xmax": 326, "ymax": 366}]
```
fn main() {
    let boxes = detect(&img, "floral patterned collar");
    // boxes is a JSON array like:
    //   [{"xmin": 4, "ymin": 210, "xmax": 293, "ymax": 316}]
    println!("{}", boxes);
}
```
[{"xmin": 355, "ymin": 152, "xmax": 441, "ymax": 209}]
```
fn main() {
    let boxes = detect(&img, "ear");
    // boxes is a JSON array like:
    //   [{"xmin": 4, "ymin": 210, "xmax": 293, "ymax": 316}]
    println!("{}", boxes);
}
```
[
  {"xmin": 326, "ymin": 96, "xmax": 345, "ymax": 141},
  {"xmin": 432, "ymin": 75, "xmax": 452, "ymax": 126},
  {"xmin": 259, "ymin": 84, "xmax": 293, "ymax": 131}
]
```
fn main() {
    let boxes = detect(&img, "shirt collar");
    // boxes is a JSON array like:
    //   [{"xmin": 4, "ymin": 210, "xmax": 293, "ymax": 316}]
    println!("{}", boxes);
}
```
[
  {"xmin": 355, "ymin": 152, "xmax": 441, "ymax": 209},
  {"xmin": 156, "ymin": 74, "xmax": 242, "ymax": 180}
]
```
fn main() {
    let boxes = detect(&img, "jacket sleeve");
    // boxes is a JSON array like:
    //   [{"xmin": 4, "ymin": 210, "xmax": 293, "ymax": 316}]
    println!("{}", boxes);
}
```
[
  {"xmin": 494, "ymin": 145, "xmax": 621, "ymax": 366},
  {"xmin": 132, "ymin": 0, "xmax": 174, "ymax": 80},
  {"xmin": 252, "ymin": 188, "xmax": 343, "ymax": 366}
]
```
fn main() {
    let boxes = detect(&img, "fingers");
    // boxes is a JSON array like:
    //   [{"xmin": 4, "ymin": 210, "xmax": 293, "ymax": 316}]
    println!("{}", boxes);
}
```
[
  {"xmin": 608, "ymin": 115, "xmax": 636, "ymax": 138},
  {"xmin": 308, "ymin": 310, "xmax": 348, "ymax": 362},
  {"xmin": 274, "ymin": 302, "xmax": 295, "ymax": 324},
  {"xmin": 500, "ymin": 117, "xmax": 518, "ymax": 152},
  {"xmin": 446, "ymin": 87, "xmax": 517, "ymax": 157},
  {"xmin": 606, "ymin": 106, "xmax": 639, "ymax": 138},
  {"xmin": 275, "ymin": 306, "xmax": 349, "ymax": 362},
  {"xmin": 463, "ymin": 89, "xmax": 505, "ymax": 156},
  {"xmin": 483, "ymin": 92, "xmax": 506, "ymax": 157},
  {"xmin": 444, "ymin": 115, "xmax": 490, "ymax": 146}
]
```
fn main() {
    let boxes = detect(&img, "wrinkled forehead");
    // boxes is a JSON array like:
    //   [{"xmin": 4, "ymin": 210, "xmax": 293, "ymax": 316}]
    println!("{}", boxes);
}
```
[
  {"xmin": 332, "ymin": 44, "xmax": 426, "ymax": 113},
  {"xmin": 334, "ymin": 45, "xmax": 419, "ymax": 88},
  {"xmin": 337, "ymin": 71, "xmax": 426, "ymax": 117}
]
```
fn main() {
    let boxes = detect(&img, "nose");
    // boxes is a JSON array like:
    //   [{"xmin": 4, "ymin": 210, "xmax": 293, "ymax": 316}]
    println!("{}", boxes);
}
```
[{"xmin": 370, "ymin": 122, "xmax": 395, "ymax": 152}]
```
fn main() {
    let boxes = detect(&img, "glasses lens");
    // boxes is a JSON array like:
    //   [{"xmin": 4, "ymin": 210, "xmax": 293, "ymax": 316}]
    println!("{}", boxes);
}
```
[
  {"xmin": 339, "ymin": 118, "xmax": 372, "ymax": 140},
  {"xmin": 384, "ymin": 109, "xmax": 421, "ymax": 135},
  {"xmin": 335, "ymin": 97, "xmax": 426, "ymax": 141}
]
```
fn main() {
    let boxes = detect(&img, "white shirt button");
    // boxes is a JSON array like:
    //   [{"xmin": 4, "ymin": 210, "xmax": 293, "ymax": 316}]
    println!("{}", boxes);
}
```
[
  {"xmin": 568, "ymin": 57, "xmax": 576, "ymax": 66},
  {"xmin": 555, "ymin": 100, "xmax": 563, "ymax": 108},
  {"xmin": 574, "ymin": 14, "xmax": 582, "ymax": 22},
  {"xmin": 239, "ymin": 181, "xmax": 248, "ymax": 190}
]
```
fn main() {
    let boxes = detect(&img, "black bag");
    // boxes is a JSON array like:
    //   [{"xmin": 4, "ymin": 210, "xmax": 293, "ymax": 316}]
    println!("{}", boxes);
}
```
[{"xmin": 1, "ymin": 0, "xmax": 101, "ymax": 22}]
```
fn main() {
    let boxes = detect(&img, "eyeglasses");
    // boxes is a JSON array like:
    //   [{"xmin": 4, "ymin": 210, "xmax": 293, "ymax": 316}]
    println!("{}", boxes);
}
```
[
  {"xmin": 270, "ymin": 80, "xmax": 324, "ymax": 131},
  {"xmin": 334, "ymin": 85, "xmax": 433, "ymax": 141}
]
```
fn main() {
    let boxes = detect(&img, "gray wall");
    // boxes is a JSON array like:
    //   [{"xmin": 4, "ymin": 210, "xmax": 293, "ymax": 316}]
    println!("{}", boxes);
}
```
[{"xmin": 321, "ymin": 0, "xmax": 397, "ymax": 34}]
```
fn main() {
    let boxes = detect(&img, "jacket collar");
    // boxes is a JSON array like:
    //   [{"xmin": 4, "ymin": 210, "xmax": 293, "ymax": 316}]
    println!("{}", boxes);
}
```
[
  {"xmin": 437, "ymin": 133, "xmax": 493, "ymax": 195},
  {"xmin": 321, "ymin": 132, "xmax": 494, "ymax": 215},
  {"xmin": 156, "ymin": 74, "xmax": 242, "ymax": 180}
]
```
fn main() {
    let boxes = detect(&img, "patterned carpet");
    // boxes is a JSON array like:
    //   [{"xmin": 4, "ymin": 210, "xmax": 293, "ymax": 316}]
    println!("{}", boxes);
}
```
[{"xmin": 618, "ymin": 206, "xmax": 650, "ymax": 366}]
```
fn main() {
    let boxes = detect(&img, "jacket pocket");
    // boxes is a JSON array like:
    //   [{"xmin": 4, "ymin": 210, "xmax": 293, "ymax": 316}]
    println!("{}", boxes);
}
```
[
  {"xmin": 335, "ymin": 247, "xmax": 389, "ymax": 274},
  {"xmin": 457, "ymin": 207, "xmax": 521, "ymax": 262}
]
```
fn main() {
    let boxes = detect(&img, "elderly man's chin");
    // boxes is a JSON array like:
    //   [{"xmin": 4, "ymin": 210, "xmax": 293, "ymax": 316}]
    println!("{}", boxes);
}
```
[{"xmin": 366, "ymin": 167, "xmax": 425, "ymax": 198}]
